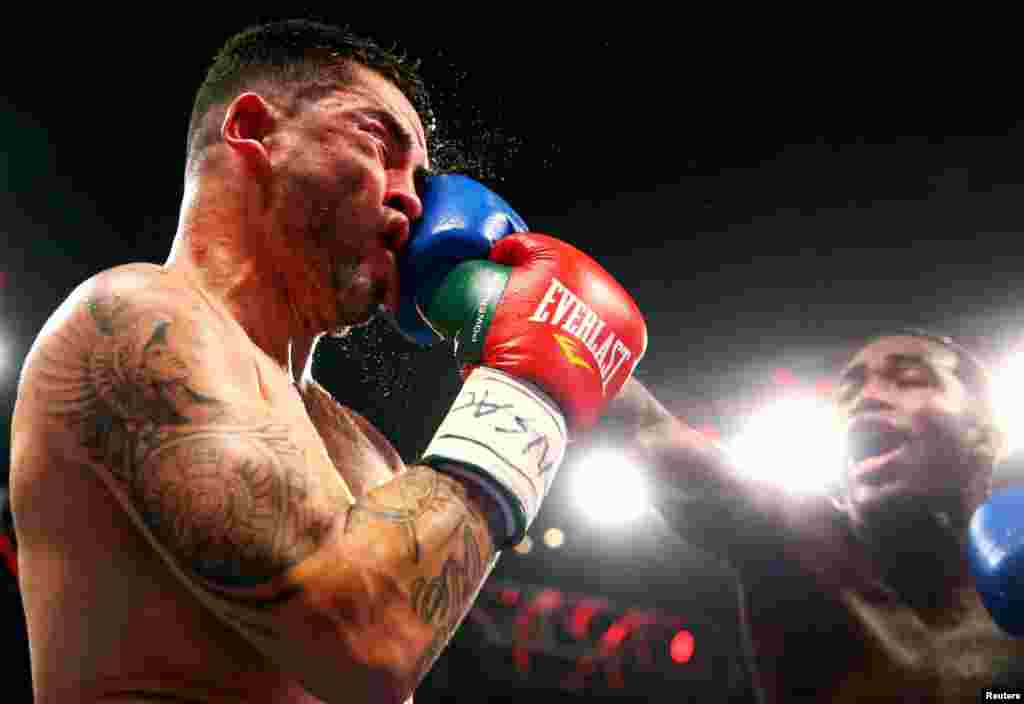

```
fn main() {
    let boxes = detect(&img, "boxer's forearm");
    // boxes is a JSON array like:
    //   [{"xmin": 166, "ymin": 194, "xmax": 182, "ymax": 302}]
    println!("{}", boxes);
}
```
[
  {"xmin": 202, "ymin": 463, "xmax": 500, "ymax": 704},
  {"xmin": 604, "ymin": 377, "xmax": 677, "ymax": 434},
  {"xmin": 297, "ymin": 379, "xmax": 499, "ymax": 659},
  {"xmin": 608, "ymin": 378, "xmax": 739, "ymax": 492},
  {"xmin": 608, "ymin": 379, "xmax": 800, "ymax": 564},
  {"xmin": 335, "ymin": 465, "xmax": 500, "ymax": 682}
]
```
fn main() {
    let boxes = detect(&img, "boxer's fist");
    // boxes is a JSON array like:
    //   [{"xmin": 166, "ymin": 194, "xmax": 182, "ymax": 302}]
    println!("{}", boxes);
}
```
[
  {"xmin": 426, "ymin": 233, "xmax": 648, "ymax": 432},
  {"xmin": 968, "ymin": 486, "xmax": 1024, "ymax": 636},
  {"xmin": 421, "ymin": 234, "xmax": 646, "ymax": 544},
  {"xmin": 396, "ymin": 174, "xmax": 527, "ymax": 346}
]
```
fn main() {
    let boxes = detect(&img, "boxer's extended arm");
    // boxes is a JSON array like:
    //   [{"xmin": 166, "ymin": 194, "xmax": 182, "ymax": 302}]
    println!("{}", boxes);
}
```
[
  {"xmin": 606, "ymin": 377, "xmax": 771, "ymax": 502},
  {"xmin": 15, "ymin": 273, "xmax": 498, "ymax": 704},
  {"xmin": 607, "ymin": 378, "xmax": 836, "ymax": 570}
]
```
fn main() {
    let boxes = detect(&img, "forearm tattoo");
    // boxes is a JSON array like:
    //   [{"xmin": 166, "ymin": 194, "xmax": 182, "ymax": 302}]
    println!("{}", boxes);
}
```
[
  {"xmin": 44, "ymin": 295, "xmax": 333, "ymax": 586},
  {"xmin": 347, "ymin": 466, "xmax": 493, "ymax": 672},
  {"xmin": 411, "ymin": 522, "xmax": 486, "ymax": 673}
]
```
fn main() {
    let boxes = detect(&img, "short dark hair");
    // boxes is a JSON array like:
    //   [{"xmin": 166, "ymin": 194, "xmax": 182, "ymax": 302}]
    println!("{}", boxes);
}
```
[{"xmin": 186, "ymin": 19, "xmax": 434, "ymax": 162}]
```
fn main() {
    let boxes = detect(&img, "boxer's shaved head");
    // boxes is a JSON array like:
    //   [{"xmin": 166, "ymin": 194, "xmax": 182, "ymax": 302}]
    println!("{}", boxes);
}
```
[{"xmin": 186, "ymin": 19, "xmax": 435, "ymax": 166}]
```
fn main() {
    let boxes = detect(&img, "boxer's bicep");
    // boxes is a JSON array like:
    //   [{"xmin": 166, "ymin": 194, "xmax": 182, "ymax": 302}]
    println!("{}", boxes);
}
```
[
  {"xmin": 129, "ymin": 419, "xmax": 339, "ymax": 586},
  {"xmin": 27, "ymin": 280, "xmax": 350, "ymax": 591}
]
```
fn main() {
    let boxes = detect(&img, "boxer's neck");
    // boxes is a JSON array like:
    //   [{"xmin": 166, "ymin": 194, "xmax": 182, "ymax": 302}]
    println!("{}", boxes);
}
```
[
  {"xmin": 167, "ymin": 167, "xmax": 310, "ymax": 378},
  {"xmin": 854, "ymin": 500, "xmax": 974, "ymax": 612}
]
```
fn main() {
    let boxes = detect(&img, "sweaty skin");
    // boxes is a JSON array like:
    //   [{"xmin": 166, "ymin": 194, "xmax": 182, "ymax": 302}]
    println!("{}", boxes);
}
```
[
  {"xmin": 10, "ymin": 266, "xmax": 497, "ymax": 703},
  {"xmin": 9, "ymin": 57, "xmax": 502, "ymax": 704},
  {"xmin": 609, "ymin": 338, "xmax": 1024, "ymax": 703}
]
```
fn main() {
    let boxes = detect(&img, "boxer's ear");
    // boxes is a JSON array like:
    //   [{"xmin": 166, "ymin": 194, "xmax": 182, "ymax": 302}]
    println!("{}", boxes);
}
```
[
  {"xmin": 828, "ymin": 479, "xmax": 851, "ymax": 514},
  {"xmin": 221, "ymin": 92, "xmax": 276, "ymax": 173},
  {"xmin": 981, "ymin": 420, "xmax": 1009, "ymax": 469}
]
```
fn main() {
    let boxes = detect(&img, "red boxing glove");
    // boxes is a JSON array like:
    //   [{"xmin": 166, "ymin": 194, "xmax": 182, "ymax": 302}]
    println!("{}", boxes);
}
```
[
  {"xmin": 474, "ymin": 233, "xmax": 647, "ymax": 431},
  {"xmin": 420, "ymin": 233, "xmax": 647, "ymax": 545}
]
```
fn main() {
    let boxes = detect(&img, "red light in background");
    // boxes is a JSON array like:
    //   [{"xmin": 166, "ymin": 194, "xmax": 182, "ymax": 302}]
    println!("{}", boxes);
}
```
[
  {"xmin": 697, "ymin": 424, "xmax": 721, "ymax": 441},
  {"xmin": 513, "ymin": 645, "xmax": 530, "ymax": 673},
  {"xmin": 533, "ymin": 588, "xmax": 562, "ymax": 612},
  {"xmin": 0, "ymin": 271, "xmax": 7, "ymax": 290},
  {"xmin": 601, "ymin": 623, "xmax": 629, "ymax": 649},
  {"xmin": 773, "ymin": 368, "xmax": 798, "ymax": 386},
  {"xmin": 569, "ymin": 599, "xmax": 602, "ymax": 639},
  {"xmin": 498, "ymin": 588, "xmax": 520, "ymax": 607},
  {"xmin": 815, "ymin": 379, "xmax": 836, "ymax": 397},
  {"xmin": 513, "ymin": 588, "xmax": 563, "ymax": 673},
  {"xmin": 0, "ymin": 533, "xmax": 17, "ymax": 578},
  {"xmin": 670, "ymin": 629, "xmax": 695, "ymax": 664}
]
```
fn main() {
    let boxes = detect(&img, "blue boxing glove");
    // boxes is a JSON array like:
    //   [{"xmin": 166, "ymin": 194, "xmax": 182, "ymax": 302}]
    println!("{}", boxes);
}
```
[
  {"xmin": 968, "ymin": 486, "xmax": 1024, "ymax": 636},
  {"xmin": 395, "ymin": 174, "xmax": 528, "ymax": 346}
]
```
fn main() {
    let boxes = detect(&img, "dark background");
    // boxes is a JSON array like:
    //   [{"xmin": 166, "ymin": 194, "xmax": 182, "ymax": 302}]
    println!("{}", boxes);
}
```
[{"xmin": 2, "ymin": 9, "xmax": 1024, "ymax": 701}]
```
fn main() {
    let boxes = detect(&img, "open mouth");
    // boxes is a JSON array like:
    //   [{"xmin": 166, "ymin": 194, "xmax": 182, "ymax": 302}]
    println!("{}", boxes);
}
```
[{"xmin": 847, "ymin": 418, "xmax": 911, "ymax": 465}]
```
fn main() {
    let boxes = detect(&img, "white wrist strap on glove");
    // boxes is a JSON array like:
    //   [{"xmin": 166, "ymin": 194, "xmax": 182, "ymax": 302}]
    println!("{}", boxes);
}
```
[{"xmin": 422, "ymin": 367, "xmax": 568, "ymax": 546}]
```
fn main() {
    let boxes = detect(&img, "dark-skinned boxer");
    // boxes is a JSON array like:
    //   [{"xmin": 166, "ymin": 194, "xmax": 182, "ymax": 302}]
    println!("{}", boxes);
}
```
[{"xmin": 606, "ymin": 331, "xmax": 1024, "ymax": 702}]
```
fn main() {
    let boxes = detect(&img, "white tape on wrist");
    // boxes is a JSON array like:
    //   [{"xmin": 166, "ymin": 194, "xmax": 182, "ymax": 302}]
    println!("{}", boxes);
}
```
[{"xmin": 422, "ymin": 367, "xmax": 568, "ymax": 545}]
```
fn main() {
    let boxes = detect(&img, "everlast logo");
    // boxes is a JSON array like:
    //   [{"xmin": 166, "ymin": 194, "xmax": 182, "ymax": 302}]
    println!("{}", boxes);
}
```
[{"xmin": 527, "ymin": 277, "xmax": 634, "ymax": 394}]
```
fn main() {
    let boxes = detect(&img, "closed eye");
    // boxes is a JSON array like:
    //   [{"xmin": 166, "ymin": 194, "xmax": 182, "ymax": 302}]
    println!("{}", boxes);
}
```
[
  {"xmin": 895, "ymin": 369, "xmax": 934, "ymax": 388},
  {"xmin": 362, "ymin": 119, "xmax": 389, "ymax": 141},
  {"xmin": 362, "ymin": 121, "xmax": 389, "ymax": 151},
  {"xmin": 353, "ymin": 107, "xmax": 427, "ymax": 175},
  {"xmin": 360, "ymin": 109, "xmax": 415, "ymax": 158}
]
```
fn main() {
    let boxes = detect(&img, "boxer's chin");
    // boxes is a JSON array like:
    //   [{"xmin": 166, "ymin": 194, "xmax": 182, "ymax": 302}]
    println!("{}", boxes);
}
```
[
  {"xmin": 329, "ymin": 270, "xmax": 386, "ymax": 330},
  {"xmin": 847, "ymin": 466, "xmax": 942, "ymax": 527},
  {"xmin": 324, "ymin": 325, "xmax": 353, "ymax": 340},
  {"xmin": 325, "ymin": 303, "xmax": 396, "ymax": 341},
  {"xmin": 327, "ymin": 305, "xmax": 375, "ymax": 336}
]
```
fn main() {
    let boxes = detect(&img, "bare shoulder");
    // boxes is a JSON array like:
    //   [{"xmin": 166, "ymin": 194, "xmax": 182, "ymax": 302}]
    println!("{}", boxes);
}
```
[
  {"xmin": 26, "ymin": 265, "xmax": 205, "ymax": 366},
  {"xmin": 12, "ymin": 264, "xmax": 343, "ymax": 588},
  {"xmin": 12, "ymin": 263, "xmax": 263, "ymax": 472},
  {"xmin": 40, "ymin": 263, "xmax": 207, "ymax": 329},
  {"xmin": 20, "ymin": 264, "xmax": 250, "ymax": 407}
]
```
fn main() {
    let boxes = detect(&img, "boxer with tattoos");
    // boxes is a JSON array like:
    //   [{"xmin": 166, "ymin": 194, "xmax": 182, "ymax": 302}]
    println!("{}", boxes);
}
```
[{"xmin": 7, "ymin": 20, "xmax": 644, "ymax": 704}]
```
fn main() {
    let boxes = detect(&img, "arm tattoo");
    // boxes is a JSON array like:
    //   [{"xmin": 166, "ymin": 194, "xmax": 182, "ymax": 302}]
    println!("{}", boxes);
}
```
[
  {"xmin": 138, "ymin": 425, "xmax": 329, "ymax": 585},
  {"xmin": 410, "ymin": 524, "xmax": 484, "ymax": 625},
  {"xmin": 411, "ymin": 523, "xmax": 486, "ymax": 674},
  {"xmin": 343, "ymin": 466, "xmax": 493, "ymax": 672},
  {"xmin": 343, "ymin": 465, "xmax": 482, "ymax": 562},
  {"xmin": 45, "ymin": 294, "xmax": 333, "ymax": 586}
]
